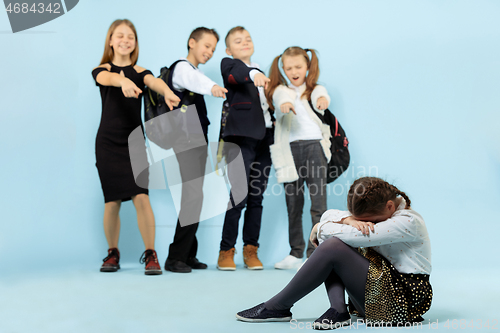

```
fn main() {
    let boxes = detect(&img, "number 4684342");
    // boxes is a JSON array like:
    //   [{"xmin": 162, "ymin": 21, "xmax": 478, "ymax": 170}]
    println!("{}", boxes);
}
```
[{"xmin": 5, "ymin": 3, "xmax": 61, "ymax": 14}]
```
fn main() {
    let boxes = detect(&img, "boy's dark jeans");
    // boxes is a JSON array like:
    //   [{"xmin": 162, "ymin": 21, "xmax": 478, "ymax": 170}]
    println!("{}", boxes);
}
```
[{"xmin": 220, "ymin": 128, "xmax": 274, "ymax": 250}]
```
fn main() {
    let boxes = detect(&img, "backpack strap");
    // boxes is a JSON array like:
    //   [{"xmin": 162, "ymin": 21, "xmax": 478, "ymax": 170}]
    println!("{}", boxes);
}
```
[
  {"xmin": 164, "ymin": 59, "xmax": 197, "ymax": 109},
  {"xmin": 309, "ymin": 99, "xmax": 340, "ymax": 137},
  {"xmin": 163, "ymin": 59, "xmax": 190, "ymax": 88},
  {"xmin": 308, "ymin": 100, "xmax": 326, "ymax": 123}
]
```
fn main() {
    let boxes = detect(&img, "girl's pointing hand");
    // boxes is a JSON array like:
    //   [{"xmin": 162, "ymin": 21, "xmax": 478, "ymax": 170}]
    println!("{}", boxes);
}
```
[
  {"xmin": 120, "ymin": 70, "xmax": 142, "ymax": 98},
  {"xmin": 280, "ymin": 102, "xmax": 296, "ymax": 115}
]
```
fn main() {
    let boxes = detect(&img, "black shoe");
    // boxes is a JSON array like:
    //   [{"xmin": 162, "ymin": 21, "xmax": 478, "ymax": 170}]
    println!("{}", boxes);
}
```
[
  {"xmin": 236, "ymin": 303, "xmax": 292, "ymax": 322},
  {"xmin": 313, "ymin": 308, "xmax": 351, "ymax": 330},
  {"xmin": 186, "ymin": 257, "xmax": 207, "ymax": 269},
  {"xmin": 164, "ymin": 259, "xmax": 192, "ymax": 273}
]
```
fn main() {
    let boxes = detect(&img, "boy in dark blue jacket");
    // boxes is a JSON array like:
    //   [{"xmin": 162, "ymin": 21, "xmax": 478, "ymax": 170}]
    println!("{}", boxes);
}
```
[{"xmin": 217, "ymin": 26, "xmax": 274, "ymax": 270}]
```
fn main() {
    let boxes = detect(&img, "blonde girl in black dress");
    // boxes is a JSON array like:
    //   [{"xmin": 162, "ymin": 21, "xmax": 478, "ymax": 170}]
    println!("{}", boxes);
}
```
[{"xmin": 92, "ymin": 19, "xmax": 180, "ymax": 275}]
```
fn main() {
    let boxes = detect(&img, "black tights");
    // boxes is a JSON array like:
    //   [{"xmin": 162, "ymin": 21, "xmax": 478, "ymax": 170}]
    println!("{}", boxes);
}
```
[{"xmin": 265, "ymin": 237, "xmax": 369, "ymax": 316}]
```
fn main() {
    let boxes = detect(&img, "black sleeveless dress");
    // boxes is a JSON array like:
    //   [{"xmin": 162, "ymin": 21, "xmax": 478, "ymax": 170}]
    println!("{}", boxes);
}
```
[{"xmin": 92, "ymin": 63, "xmax": 152, "ymax": 203}]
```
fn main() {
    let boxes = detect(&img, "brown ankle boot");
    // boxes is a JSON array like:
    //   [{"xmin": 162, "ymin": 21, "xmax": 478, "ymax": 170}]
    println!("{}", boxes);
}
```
[
  {"xmin": 243, "ymin": 245, "xmax": 263, "ymax": 270},
  {"xmin": 217, "ymin": 248, "xmax": 236, "ymax": 271}
]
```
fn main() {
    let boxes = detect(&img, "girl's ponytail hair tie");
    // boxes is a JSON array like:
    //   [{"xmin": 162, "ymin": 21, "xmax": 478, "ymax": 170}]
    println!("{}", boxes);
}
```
[{"xmin": 304, "ymin": 48, "xmax": 310, "ymax": 52}]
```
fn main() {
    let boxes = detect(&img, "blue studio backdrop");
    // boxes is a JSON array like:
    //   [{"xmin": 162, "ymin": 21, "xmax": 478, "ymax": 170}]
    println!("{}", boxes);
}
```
[{"xmin": 1, "ymin": 0, "xmax": 499, "ymax": 276}]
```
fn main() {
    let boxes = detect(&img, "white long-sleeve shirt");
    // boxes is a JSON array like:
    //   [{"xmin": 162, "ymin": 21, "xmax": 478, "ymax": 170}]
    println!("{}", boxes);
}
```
[
  {"xmin": 248, "ymin": 63, "xmax": 273, "ymax": 128},
  {"xmin": 317, "ymin": 198, "xmax": 432, "ymax": 274},
  {"xmin": 288, "ymin": 84, "xmax": 323, "ymax": 142},
  {"xmin": 269, "ymin": 84, "xmax": 332, "ymax": 183},
  {"xmin": 171, "ymin": 58, "xmax": 216, "ymax": 96}
]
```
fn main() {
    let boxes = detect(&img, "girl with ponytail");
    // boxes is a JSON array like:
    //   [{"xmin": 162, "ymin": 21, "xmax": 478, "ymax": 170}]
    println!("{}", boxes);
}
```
[
  {"xmin": 268, "ymin": 47, "xmax": 332, "ymax": 270},
  {"xmin": 237, "ymin": 177, "xmax": 432, "ymax": 328}
]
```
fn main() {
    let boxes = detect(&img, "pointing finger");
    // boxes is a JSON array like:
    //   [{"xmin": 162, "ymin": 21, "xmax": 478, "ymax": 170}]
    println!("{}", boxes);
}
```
[{"xmin": 165, "ymin": 99, "xmax": 173, "ymax": 111}]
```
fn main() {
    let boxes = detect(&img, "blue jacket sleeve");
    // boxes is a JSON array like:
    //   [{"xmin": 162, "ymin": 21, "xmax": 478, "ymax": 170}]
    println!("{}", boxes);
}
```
[{"xmin": 221, "ymin": 57, "xmax": 261, "ymax": 85}]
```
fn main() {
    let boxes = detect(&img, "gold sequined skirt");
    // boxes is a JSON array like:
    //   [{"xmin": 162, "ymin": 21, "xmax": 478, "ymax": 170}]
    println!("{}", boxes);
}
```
[{"xmin": 350, "ymin": 248, "xmax": 432, "ymax": 324}]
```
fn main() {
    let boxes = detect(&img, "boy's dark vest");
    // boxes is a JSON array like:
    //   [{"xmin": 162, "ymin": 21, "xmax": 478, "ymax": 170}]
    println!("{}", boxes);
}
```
[{"xmin": 167, "ymin": 60, "xmax": 210, "ymax": 136}]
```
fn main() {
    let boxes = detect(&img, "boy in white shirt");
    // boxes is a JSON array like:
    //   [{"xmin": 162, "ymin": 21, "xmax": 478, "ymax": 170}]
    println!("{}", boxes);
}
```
[{"xmin": 164, "ymin": 27, "xmax": 227, "ymax": 273}]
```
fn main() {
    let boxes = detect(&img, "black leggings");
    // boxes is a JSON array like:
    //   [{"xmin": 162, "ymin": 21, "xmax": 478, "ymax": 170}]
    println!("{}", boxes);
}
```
[{"xmin": 265, "ymin": 237, "xmax": 370, "ymax": 316}]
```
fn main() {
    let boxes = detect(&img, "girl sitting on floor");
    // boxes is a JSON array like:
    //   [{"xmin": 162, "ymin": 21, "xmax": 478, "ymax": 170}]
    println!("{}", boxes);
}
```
[{"xmin": 236, "ymin": 176, "xmax": 432, "ymax": 329}]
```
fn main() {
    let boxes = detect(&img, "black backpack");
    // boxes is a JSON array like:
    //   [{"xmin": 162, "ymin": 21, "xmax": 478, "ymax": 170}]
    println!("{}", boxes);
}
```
[
  {"xmin": 309, "ymin": 101, "xmax": 350, "ymax": 183},
  {"xmin": 143, "ymin": 60, "xmax": 197, "ymax": 150}
]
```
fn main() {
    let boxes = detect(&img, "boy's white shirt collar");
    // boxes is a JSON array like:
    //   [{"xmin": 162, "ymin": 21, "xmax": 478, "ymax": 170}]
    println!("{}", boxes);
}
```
[
  {"xmin": 244, "ymin": 61, "xmax": 260, "ymax": 71},
  {"xmin": 180, "ymin": 57, "xmax": 198, "ymax": 69}
]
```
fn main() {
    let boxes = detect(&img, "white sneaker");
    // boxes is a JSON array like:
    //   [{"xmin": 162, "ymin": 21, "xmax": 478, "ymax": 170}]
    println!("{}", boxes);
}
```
[
  {"xmin": 296, "ymin": 258, "xmax": 308, "ymax": 272},
  {"xmin": 274, "ymin": 255, "xmax": 303, "ymax": 269}
]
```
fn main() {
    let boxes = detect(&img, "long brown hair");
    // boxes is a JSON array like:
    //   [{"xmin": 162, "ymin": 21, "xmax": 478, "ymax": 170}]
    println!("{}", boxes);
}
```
[
  {"xmin": 265, "ymin": 46, "xmax": 320, "ymax": 110},
  {"xmin": 99, "ymin": 19, "xmax": 139, "ymax": 66},
  {"xmin": 347, "ymin": 177, "xmax": 411, "ymax": 216}
]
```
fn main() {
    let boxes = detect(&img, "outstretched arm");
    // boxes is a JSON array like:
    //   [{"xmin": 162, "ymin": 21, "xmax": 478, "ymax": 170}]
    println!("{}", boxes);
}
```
[
  {"xmin": 251, "ymin": 71, "xmax": 270, "ymax": 89},
  {"xmin": 273, "ymin": 85, "xmax": 296, "ymax": 118},
  {"xmin": 311, "ymin": 85, "xmax": 331, "ymax": 113},
  {"xmin": 93, "ymin": 64, "xmax": 142, "ymax": 98},
  {"xmin": 172, "ymin": 61, "xmax": 227, "ymax": 98},
  {"xmin": 143, "ymin": 73, "xmax": 180, "ymax": 111},
  {"xmin": 221, "ymin": 58, "xmax": 269, "ymax": 88}
]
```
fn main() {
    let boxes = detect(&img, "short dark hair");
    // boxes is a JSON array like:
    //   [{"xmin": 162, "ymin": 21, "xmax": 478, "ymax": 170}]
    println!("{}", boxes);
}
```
[
  {"xmin": 224, "ymin": 26, "xmax": 246, "ymax": 47},
  {"xmin": 187, "ymin": 27, "xmax": 220, "ymax": 51}
]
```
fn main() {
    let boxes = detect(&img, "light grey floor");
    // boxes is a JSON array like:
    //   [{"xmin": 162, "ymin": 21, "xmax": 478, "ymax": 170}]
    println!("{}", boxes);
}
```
[{"xmin": 1, "ymin": 265, "xmax": 498, "ymax": 333}]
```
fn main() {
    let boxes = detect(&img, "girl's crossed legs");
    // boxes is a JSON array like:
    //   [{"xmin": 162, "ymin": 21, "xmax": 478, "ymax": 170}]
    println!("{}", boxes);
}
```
[
  {"xmin": 266, "ymin": 237, "xmax": 368, "ymax": 316},
  {"xmin": 236, "ymin": 237, "xmax": 369, "ymax": 326}
]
